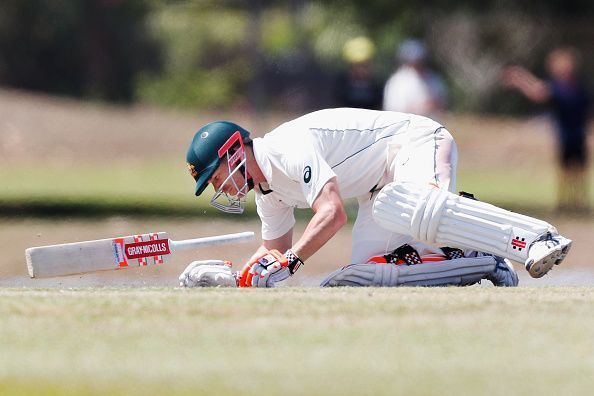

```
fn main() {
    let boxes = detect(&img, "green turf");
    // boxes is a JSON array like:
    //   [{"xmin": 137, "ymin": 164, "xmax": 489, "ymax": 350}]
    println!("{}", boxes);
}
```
[
  {"xmin": 457, "ymin": 168, "xmax": 557, "ymax": 208},
  {"xmin": 0, "ymin": 161, "xmax": 258, "ymax": 217},
  {"xmin": 3, "ymin": 160, "xmax": 589, "ymax": 217},
  {"xmin": 0, "ymin": 161, "xmax": 194, "ymax": 203},
  {"xmin": 1, "ymin": 287, "xmax": 593, "ymax": 395}
]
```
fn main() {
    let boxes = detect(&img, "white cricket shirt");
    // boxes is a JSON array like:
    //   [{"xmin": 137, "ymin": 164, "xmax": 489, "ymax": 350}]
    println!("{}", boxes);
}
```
[{"xmin": 253, "ymin": 108, "xmax": 436, "ymax": 240}]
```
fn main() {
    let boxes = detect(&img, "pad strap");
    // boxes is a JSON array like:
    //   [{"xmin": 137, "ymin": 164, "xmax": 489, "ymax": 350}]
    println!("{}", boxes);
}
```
[
  {"xmin": 391, "ymin": 244, "xmax": 422, "ymax": 265},
  {"xmin": 374, "ymin": 244, "xmax": 423, "ymax": 265}
]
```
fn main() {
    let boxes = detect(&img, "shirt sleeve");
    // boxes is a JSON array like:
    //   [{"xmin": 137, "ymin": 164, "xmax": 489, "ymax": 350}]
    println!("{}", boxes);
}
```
[{"xmin": 287, "ymin": 140, "xmax": 336, "ymax": 207}]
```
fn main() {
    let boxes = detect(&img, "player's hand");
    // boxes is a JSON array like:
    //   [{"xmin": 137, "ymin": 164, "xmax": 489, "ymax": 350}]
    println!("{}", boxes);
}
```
[
  {"xmin": 238, "ymin": 250, "xmax": 292, "ymax": 288},
  {"xmin": 179, "ymin": 260, "xmax": 237, "ymax": 288}
]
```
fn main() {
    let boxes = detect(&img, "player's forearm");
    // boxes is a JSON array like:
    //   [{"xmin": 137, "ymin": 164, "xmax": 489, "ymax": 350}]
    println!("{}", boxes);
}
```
[
  {"xmin": 292, "ymin": 204, "xmax": 347, "ymax": 261},
  {"xmin": 252, "ymin": 229, "xmax": 293, "ymax": 261},
  {"xmin": 503, "ymin": 66, "xmax": 550, "ymax": 103},
  {"xmin": 517, "ymin": 80, "xmax": 550, "ymax": 103}
]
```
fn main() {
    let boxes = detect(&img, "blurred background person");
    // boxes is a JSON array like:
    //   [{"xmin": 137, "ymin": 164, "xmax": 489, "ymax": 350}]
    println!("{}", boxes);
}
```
[
  {"xmin": 334, "ymin": 36, "xmax": 383, "ymax": 110},
  {"xmin": 383, "ymin": 39, "xmax": 447, "ymax": 118},
  {"xmin": 503, "ymin": 47, "xmax": 591, "ymax": 213}
]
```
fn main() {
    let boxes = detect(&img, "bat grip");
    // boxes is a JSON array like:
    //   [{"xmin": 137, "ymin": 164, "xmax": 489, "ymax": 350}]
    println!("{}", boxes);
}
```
[{"xmin": 170, "ymin": 231, "xmax": 255, "ymax": 251}]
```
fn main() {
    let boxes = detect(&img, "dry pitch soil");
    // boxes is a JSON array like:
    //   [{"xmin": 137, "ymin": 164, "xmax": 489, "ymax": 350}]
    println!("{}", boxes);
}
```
[
  {"xmin": 0, "ymin": 89, "xmax": 592, "ymax": 287},
  {"xmin": 1, "ymin": 216, "xmax": 592, "ymax": 287}
]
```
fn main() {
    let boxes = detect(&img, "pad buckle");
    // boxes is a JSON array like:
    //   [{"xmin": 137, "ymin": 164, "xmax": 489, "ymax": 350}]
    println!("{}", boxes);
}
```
[
  {"xmin": 459, "ymin": 191, "xmax": 477, "ymax": 200},
  {"xmin": 384, "ymin": 244, "xmax": 422, "ymax": 265},
  {"xmin": 441, "ymin": 247, "xmax": 465, "ymax": 260}
]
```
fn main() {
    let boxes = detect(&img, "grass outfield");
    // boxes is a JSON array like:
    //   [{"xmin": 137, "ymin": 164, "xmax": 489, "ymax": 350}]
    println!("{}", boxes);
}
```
[
  {"xmin": 0, "ymin": 160, "xmax": 580, "ymax": 217},
  {"xmin": 1, "ymin": 89, "xmax": 592, "ymax": 217},
  {"xmin": 1, "ymin": 288, "xmax": 593, "ymax": 395}
]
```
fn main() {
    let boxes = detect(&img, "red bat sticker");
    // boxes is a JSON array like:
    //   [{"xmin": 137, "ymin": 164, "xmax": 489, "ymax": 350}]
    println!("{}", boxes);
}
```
[{"xmin": 124, "ymin": 239, "xmax": 171, "ymax": 259}]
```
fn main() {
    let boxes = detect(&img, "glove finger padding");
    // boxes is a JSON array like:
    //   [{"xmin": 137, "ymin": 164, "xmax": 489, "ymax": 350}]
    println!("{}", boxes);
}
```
[
  {"xmin": 179, "ymin": 260, "xmax": 236, "ymax": 288},
  {"xmin": 179, "ymin": 260, "xmax": 220, "ymax": 286},
  {"xmin": 239, "ymin": 249, "xmax": 288, "ymax": 287},
  {"xmin": 191, "ymin": 265, "xmax": 236, "ymax": 287},
  {"xmin": 251, "ymin": 264, "xmax": 267, "ymax": 288},
  {"xmin": 238, "ymin": 261, "xmax": 256, "ymax": 287},
  {"xmin": 254, "ymin": 265, "xmax": 290, "ymax": 288},
  {"xmin": 179, "ymin": 260, "xmax": 227, "ymax": 283},
  {"xmin": 266, "ymin": 266, "xmax": 291, "ymax": 286}
]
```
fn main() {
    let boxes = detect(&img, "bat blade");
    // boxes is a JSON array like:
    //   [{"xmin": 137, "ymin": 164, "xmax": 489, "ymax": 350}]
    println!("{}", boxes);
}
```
[
  {"xmin": 26, "ymin": 231, "xmax": 255, "ymax": 278},
  {"xmin": 26, "ymin": 232, "xmax": 171, "ymax": 278}
]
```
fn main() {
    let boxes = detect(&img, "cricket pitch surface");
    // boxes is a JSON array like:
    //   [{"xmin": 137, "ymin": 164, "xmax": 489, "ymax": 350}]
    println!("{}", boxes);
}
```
[{"xmin": 1, "ymin": 217, "xmax": 593, "ymax": 287}]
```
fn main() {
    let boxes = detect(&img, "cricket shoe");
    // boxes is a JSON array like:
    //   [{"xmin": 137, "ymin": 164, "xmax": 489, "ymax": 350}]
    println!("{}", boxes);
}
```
[
  {"xmin": 524, "ymin": 233, "xmax": 572, "ymax": 278},
  {"xmin": 485, "ymin": 256, "xmax": 519, "ymax": 287}
]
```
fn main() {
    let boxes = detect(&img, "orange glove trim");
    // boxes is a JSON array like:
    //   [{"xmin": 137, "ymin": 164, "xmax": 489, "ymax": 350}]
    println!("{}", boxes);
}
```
[{"xmin": 238, "ymin": 249, "xmax": 287, "ymax": 287}]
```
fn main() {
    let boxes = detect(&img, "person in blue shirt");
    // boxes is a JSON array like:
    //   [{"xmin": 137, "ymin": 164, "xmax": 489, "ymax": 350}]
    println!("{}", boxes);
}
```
[{"xmin": 504, "ymin": 47, "xmax": 591, "ymax": 212}]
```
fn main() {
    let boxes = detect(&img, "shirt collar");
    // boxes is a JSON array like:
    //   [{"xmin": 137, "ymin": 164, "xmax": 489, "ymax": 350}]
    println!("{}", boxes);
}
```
[{"xmin": 252, "ymin": 137, "xmax": 273, "ymax": 187}]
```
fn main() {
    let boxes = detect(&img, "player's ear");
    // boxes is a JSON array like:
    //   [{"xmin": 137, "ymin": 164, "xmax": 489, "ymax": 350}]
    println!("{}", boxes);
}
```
[{"xmin": 210, "ymin": 163, "xmax": 222, "ymax": 181}]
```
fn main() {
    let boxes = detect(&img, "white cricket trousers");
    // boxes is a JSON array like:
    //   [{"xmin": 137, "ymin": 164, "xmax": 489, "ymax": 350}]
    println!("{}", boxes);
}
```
[{"xmin": 350, "ymin": 117, "xmax": 458, "ymax": 263}]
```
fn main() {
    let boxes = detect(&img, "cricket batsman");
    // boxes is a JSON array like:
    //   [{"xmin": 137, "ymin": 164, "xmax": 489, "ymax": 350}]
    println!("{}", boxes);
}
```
[{"xmin": 179, "ymin": 108, "xmax": 572, "ymax": 288}]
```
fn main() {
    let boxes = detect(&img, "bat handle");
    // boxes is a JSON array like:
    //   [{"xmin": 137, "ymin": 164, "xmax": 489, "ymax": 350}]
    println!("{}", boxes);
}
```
[{"xmin": 170, "ymin": 231, "xmax": 255, "ymax": 251}]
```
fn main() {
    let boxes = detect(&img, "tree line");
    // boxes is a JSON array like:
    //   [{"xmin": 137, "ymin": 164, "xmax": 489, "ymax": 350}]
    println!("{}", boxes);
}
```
[{"xmin": 1, "ymin": 0, "xmax": 593, "ymax": 112}]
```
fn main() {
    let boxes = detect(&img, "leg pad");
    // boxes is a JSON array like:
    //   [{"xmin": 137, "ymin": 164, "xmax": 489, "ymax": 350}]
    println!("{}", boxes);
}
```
[
  {"xmin": 320, "ymin": 256, "xmax": 496, "ymax": 287},
  {"xmin": 373, "ymin": 182, "xmax": 553, "ymax": 262}
]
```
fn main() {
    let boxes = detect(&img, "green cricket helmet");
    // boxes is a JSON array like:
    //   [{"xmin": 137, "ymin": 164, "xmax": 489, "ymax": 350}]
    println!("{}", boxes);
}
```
[{"xmin": 186, "ymin": 121, "xmax": 251, "ymax": 212}]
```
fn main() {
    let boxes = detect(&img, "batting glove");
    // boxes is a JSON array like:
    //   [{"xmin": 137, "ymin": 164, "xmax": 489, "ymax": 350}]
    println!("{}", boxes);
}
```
[
  {"xmin": 238, "ymin": 249, "xmax": 303, "ymax": 288},
  {"xmin": 179, "ymin": 260, "xmax": 237, "ymax": 288}
]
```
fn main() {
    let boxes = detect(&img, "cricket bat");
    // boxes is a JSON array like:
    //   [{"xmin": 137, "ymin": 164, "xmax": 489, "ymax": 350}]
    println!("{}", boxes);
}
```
[{"xmin": 25, "ymin": 231, "xmax": 255, "ymax": 278}]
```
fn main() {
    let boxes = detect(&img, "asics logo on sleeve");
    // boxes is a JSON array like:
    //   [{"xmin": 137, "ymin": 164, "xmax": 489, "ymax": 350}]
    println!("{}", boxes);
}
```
[{"xmin": 303, "ymin": 166, "xmax": 312, "ymax": 183}]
